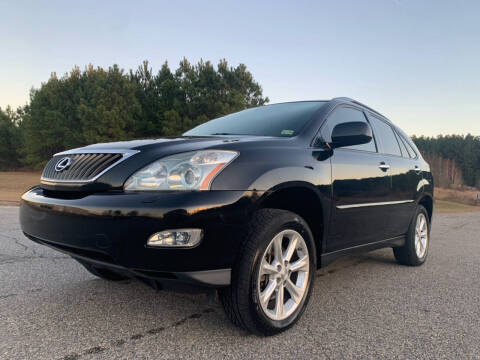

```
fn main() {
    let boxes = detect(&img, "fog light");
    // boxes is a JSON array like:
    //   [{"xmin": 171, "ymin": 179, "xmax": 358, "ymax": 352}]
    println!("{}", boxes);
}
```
[{"xmin": 147, "ymin": 229, "xmax": 203, "ymax": 248}]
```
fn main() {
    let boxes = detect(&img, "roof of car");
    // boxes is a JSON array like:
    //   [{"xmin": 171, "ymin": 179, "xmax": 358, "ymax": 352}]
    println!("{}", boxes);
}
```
[
  {"xmin": 330, "ymin": 97, "xmax": 388, "ymax": 120},
  {"xmin": 266, "ymin": 98, "xmax": 389, "ymax": 122}
]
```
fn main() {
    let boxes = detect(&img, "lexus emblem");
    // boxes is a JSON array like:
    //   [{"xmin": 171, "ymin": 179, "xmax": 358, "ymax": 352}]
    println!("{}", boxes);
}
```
[{"xmin": 54, "ymin": 157, "xmax": 73, "ymax": 172}]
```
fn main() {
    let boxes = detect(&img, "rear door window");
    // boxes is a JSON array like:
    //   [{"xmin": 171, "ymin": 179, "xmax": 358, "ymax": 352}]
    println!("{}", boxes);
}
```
[{"xmin": 367, "ymin": 114, "xmax": 401, "ymax": 156}]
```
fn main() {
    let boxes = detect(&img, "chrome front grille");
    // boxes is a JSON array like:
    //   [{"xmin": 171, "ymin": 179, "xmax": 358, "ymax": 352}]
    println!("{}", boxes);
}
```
[{"xmin": 41, "ymin": 150, "xmax": 137, "ymax": 183}]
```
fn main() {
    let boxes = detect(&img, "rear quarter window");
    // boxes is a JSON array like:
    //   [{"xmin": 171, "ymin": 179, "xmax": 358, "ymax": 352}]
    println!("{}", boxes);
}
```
[
  {"xmin": 395, "ymin": 132, "xmax": 411, "ymax": 158},
  {"xmin": 394, "ymin": 127, "xmax": 418, "ymax": 158}
]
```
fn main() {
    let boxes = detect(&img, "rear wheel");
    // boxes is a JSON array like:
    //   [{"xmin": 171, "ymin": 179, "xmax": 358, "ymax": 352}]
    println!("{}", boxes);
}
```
[
  {"xmin": 219, "ymin": 208, "xmax": 316, "ymax": 335},
  {"xmin": 393, "ymin": 205, "xmax": 430, "ymax": 266},
  {"xmin": 76, "ymin": 259, "xmax": 129, "ymax": 281}
]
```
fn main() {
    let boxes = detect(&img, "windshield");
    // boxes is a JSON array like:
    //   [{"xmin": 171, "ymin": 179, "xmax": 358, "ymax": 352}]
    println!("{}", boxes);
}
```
[{"xmin": 183, "ymin": 101, "xmax": 326, "ymax": 138}]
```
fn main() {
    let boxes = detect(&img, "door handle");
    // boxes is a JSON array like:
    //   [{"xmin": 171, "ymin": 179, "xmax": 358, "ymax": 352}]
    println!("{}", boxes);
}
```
[
  {"xmin": 378, "ymin": 162, "xmax": 390, "ymax": 171},
  {"xmin": 414, "ymin": 165, "xmax": 422, "ymax": 175}
]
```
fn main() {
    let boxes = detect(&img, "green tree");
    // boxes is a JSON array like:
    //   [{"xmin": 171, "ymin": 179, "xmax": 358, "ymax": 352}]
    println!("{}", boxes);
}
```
[
  {"xmin": 129, "ymin": 60, "xmax": 164, "ymax": 136},
  {"xmin": 11, "ymin": 58, "xmax": 268, "ymax": 168},
  {"xmin": 21, "ymin": 65, "xmax": 142, "ymax": 167},
  {"xmin": 78, "ymin": 65, "xmax": 142, "ymax": 144},
  {"xmin": 413, "ymin": 134, "xmax": 480, "ymax": 188},
  {"xmin": 21, "ymin": 69, "xmax": 87, "ymax": 167},
  {"xmin": 0, "ymin": 107, "xmax": 23, "ymax": 170},
  {"xmin": 162, "ymin": 110, "xmax": 187, "ymax": 136},
  {"xmin": 131, "ymin": 58, "xmax": 269, "ymax": 137}
]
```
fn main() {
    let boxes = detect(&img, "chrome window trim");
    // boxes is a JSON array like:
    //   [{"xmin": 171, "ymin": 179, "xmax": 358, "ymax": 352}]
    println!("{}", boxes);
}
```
[
  {"xmin": 337, "ymin": 200, "xmax": 414, "ymax": 209},
  {"xmin": 40, "ymin": 149, "xmax": 140, "ymax": 184}
]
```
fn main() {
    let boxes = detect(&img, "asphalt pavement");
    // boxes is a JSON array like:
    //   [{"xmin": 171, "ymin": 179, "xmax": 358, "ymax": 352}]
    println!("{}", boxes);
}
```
[{"xmin": 1, "ymin": 206, "xmax": 479, "ymax": 359}]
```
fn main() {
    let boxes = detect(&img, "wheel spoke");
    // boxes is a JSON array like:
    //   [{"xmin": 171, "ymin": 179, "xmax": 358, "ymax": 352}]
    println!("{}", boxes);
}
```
[
  {"xmin": 419, "ymin": 217, "xmax": 425, "ymax": 231},
  {"xmin": 290, "ymin": 255, "xmax": 309, "ymax": 272},
  {"xmin": 421, "ymin": 237, "xmax": 427, "ymax": 249},
  {"xmin": 261, "ymin": 261, "xmax": 277, "ymax": 275},
  {"xmin": 285, "ymin": 278, "xmax": 304, "ymax": 303},
  {"xmin": 260, "ymin": 280, "xmax": 276, "ymax": 306},
  {"xmin": 273, "ymin": 235, "xmax": 283, "ymax": 261},
  {"xmin": 275, "ymin": 285, "xmax": 284, "ymax": 317},
  {"xmin": 283, "ymin": 236, "xmax": 298, "ymax": 262}
]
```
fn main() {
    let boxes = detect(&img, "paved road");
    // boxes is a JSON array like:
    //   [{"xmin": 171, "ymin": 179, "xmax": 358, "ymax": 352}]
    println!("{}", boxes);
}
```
[{"xmin": 1, "ymin": 206, "xmax": 479, "ymax": 360}]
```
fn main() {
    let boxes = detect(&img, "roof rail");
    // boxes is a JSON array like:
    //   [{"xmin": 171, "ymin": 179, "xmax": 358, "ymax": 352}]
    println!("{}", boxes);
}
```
[
  {"xmin": 331, "ymin": 97, "xmax": 385, "ymax": 118},
  {"xmin": 332, "ymin": 97, "xmax": 354, "ymax": 102}
]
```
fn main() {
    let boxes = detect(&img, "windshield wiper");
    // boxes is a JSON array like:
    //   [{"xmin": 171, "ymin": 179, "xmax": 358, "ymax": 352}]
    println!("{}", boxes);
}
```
[{"xmin": 210, "ymin": 133, "xmax": 260, "ymax": 136}]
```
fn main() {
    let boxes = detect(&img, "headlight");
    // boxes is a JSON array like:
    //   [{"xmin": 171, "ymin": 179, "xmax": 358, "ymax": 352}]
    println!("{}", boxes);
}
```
[{"xmin": 124, "ymin": 150, "xmax": 238, "ymax": 191}]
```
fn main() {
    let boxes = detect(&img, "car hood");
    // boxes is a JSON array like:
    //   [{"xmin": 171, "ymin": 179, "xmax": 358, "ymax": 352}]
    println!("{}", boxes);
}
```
[
  {"xmin": 71, "ymin": 135, "xmax": 268, "ymax": 152},
  {"xmin": 41, "ymin": 135, "xmax": 283, "ymax": 192}
]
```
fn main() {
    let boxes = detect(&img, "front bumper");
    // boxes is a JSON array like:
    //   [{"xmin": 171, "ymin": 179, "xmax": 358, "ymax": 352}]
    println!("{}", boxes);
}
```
[{"xmin": 20, "ymin": 187, "xmax": 259, "ymax": 287}]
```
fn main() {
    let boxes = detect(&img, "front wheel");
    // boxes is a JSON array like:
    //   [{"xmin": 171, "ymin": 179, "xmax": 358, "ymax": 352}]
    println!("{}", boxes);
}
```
[
  {"xmin": 219, "ymin": 209, "xmax": 316, "ymax": 336},
  {"xmin": 393, "ymin": 205, "xmax": 430, "ymax": 266}
]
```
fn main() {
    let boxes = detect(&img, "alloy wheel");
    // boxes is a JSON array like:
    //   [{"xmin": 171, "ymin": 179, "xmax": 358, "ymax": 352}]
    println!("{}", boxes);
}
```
[
  {"xmin": 257, "ymin": 229, "xmax": 310, "ymax": 321},
  {"xmin": 414, "ymin": 213, "xmax": 428, "ymax": 258}
]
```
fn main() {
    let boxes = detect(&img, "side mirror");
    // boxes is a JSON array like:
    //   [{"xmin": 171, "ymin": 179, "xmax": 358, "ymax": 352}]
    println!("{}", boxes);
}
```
[{"xmin": 330, "ymin": 121, "xmax": 372, "ymax": 148}]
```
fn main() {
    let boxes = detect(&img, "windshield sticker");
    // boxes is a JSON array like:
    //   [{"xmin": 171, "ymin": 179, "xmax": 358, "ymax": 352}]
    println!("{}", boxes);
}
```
[{"xmin": 281, "ymin": 130, "xmax": 294, "ymax": 135}]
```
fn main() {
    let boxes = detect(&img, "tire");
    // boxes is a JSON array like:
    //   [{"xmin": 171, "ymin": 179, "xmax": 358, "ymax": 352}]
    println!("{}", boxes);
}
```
[
  {"xmin": 75, "ymin": 259, "xmax": 129, "ymax": 281},
  {"xmin": 219, "ymin": 208, "xmax": 316, "ymax": 336},
  {"xmin": 393, "ymin": 205, "xmax": 430, "ymax": 266}
]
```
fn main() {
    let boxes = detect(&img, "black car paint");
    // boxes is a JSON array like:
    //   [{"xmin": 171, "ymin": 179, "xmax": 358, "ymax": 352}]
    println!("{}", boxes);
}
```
[{"xmin": 19, "ymin": 97, "xmax": 434, "ymax": 287}]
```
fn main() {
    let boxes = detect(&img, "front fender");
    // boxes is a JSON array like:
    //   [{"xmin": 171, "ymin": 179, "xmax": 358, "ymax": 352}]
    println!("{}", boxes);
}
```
[{"xmin": 211, "ymin": 147, "xmax": 332, "ymax": 192}]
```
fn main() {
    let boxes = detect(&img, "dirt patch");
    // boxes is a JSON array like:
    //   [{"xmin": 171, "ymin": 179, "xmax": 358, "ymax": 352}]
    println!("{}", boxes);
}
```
[
  {"xmin": 0, "ymin": 172, "xmax": 41, "ymax": 205},
  {"xmin": 435, "ymin": 187, "xmax": 480, "ymax": 206},
  {"xmin": 435, "ymin": 199, "xmax": 480, "ymax": 213}
]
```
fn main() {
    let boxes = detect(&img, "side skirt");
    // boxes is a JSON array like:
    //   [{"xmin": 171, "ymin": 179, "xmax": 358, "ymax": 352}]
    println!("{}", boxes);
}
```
[{"xmin": 320, "ymin": 235, "xmax": 406, "ymax": 267}]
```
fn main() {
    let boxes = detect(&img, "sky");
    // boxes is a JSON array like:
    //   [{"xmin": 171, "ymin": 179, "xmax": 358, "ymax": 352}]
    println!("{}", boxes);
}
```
[{"xmin": 1, "ymin": 0, "xmax": 479, "ymax": 136}]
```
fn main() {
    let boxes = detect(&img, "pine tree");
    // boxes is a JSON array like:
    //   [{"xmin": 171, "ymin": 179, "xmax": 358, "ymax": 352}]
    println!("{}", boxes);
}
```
[
  {"xmin": 8, "ymin": 58, "xmax": 269, "ymax": 168},
  {"xmin": 0, "ymin": 107, "xmax": 22, "ymax": 170}
]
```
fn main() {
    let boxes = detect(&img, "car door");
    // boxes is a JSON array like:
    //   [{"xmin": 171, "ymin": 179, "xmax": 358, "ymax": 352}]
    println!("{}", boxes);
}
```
[
  {"xmin": 366, "ymin": 114, "xmax": 419, "ymax": 238},
  {"xmin": 387, "ymin": 129, "xmax": 423, "ymax": 237},
  {"xmin": 321, "ymin": 106, "xmax": 392, "ymax": 252}
]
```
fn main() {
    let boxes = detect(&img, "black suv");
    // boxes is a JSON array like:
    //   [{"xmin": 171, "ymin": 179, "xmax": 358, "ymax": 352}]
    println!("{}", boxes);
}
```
[{"xmin": 20, "ymin": 97, "xmax": 434, "ymax": 335}]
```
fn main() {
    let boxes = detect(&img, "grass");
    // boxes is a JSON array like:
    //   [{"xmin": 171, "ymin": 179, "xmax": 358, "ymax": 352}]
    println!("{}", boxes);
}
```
[
  {"xmin": 0, "ymin": 171, "xmax": 41, "ymax": 205},
  {"xmin": 435, "ymin": 187, "xmax": 480, "ymax": 206},
  {"xmin": 1, "ymin": 171, "xmax": 479, "ymax": 213},
  {"xmin": 435, "ymin": 199, "xmax": 480, "ymax": 213}
]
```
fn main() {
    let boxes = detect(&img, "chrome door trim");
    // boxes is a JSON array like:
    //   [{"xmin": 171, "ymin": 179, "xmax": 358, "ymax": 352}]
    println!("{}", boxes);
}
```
[{"xmin": 336, "ymin": 200, "xmax": 414, "ymax": 209}]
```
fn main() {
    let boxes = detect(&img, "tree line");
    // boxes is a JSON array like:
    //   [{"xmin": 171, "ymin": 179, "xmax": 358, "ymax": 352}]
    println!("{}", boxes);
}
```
[
  {"xmin": 1, "ymin": 61, "xmax": 478, "ymax": 189},
  {"xmin": 412, "ymin": 135, "xmax": 480, "ymax": 188},
  {"xmin": 0, "ymin": 59, "xmax": 268, "ymax": 169}
]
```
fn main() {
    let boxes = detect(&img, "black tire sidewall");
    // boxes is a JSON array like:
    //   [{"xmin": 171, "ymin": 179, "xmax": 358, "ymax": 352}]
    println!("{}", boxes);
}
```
[
  {"xmin": 248, "ymin": 211, "xmax": 316, "ymax": 332},
  {"xmin": 407, "ymin": 206, "xmax": 430, "ymax": 265}
]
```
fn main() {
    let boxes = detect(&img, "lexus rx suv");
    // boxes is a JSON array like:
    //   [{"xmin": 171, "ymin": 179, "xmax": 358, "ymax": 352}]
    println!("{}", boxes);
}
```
[{"xmin": 20, "ymin": 97, "xmax": 434, "ymax": 335}]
